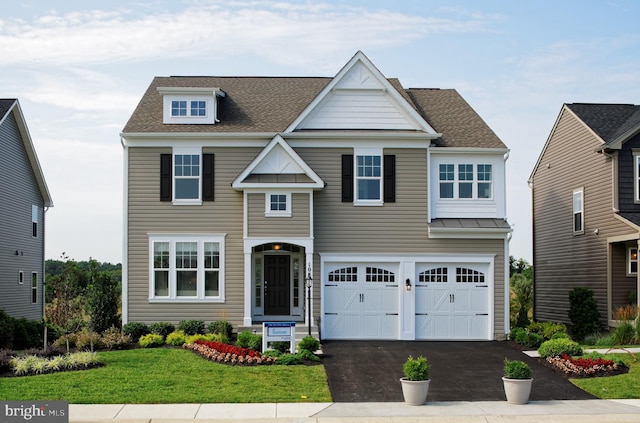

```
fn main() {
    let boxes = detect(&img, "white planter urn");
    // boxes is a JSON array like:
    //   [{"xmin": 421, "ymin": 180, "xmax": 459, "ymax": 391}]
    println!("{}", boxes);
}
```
[
  {"xmin": 400, "ymin": 378, "xmax": 430, "ymax": 406},
  {"xmin": 502, "ymin": 377, "xmax": 533, "ymax": 404}
]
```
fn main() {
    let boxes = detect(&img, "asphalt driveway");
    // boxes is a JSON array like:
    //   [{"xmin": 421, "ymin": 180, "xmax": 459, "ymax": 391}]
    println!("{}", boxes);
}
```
[{"xmin": 321, "ymin": 341, "xmax": 597, "ymax": 402}]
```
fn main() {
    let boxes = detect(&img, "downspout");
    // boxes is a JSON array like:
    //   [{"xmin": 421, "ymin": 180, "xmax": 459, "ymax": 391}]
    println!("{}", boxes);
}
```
[
  {"xmin": 120, "ymin": 136, "xmax": 129, "ymax": 325},
  {"xmin": 504, "ymin": 149, "xmax": 511, "ymax": 340},
  {"xmin": 43, "ymin": 206, "xmax": 49, "ymax": 350}
]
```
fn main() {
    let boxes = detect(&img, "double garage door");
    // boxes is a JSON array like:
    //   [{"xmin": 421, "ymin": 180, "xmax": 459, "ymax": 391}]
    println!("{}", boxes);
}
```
[{"xmin": 322, "ymin": 261, "xmax": 490, "ymax": 340}]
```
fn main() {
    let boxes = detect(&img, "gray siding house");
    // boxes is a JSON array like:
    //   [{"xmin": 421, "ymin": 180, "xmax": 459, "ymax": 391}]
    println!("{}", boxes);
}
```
[
  {"xmin": 530, "ymin": 103, "xmax": 640, "ymax": 328},
  {"xmin": 0, "ymin": 99, "xmax": 53, "ymax": 320},
  {"xmin": 121, "ymin": 52, "xmax": 512, "ymax": 340}
]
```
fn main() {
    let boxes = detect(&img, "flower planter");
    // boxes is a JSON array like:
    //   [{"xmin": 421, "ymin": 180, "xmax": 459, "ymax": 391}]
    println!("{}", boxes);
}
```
[
  {"xmin": 502, "ymin": 377, "xmax": 533, "ymax": 404},
  {"xmin": 400, "ymin": 378, "xmax": 430, "ymax": 406}
]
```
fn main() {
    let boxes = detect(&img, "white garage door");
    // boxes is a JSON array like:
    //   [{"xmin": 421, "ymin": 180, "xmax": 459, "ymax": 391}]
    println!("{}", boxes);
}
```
[
  {"xmin": 323, "ymin": 263, "xmax": 399, "ymax": 340},
  {"xmin": 415, "ymin": 264, "xmax": 490, "ymax": 340}
]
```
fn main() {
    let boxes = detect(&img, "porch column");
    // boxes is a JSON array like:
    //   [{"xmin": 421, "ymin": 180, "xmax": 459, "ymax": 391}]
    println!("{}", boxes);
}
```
[
  {"xmin": 305, "ymin": 252, "xmax": 314, "ymax": 328},
  {"xmin": 243, "ymin": 252, "xmax": 252, "ymax": 326}
]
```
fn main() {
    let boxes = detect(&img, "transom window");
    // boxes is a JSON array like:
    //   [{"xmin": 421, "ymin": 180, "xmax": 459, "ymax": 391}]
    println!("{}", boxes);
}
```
[
  {"xmin": 174, "ymin": 150, "xmax": 200, "ymax": 201},
  {"xmin": 356, "ymin": 155, "xmax": 382, "ymax": 201},
  {"xmin": 150, "ymin": 235, "xmax": 225, "ymax": 302},
  {"xmin": 439, "ymin": 163, "xmax": 492, "ymax": 199},
  {"xmin": 573, "ymin": 188, "xmax": 584, "ymax": 234}
]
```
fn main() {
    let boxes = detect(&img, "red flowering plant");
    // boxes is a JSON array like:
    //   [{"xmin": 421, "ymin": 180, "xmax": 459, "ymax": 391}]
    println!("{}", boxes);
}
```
[
  {"xmin": 546, "ymin": 353, "xmax": 624, "ymax": 377},
  {"xmin": 183, "ymin": 340, "xmax": 276, "ymax": 365}
]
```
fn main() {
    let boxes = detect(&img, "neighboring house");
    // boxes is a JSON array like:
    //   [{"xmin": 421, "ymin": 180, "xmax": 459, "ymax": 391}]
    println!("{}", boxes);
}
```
[
  {"xmin": 121, "ymin": 51, "xmax": 511, "ymax": 341},
  {"xmin": 530, "ymin": 103, "xmax": 640, "ymax": 328},
  {"xmin": 0, "ymin": 99, "xmax": 53, "ymax": 320}
]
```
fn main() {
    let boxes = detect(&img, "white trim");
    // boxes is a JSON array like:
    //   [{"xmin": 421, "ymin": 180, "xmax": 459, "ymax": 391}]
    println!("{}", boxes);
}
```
[
  {"xmin": 172, "ymin": 147, "xmax": 202, "ymax": 203},
  {"xmin": 121, "ymin": 139, "xmax": 129, "ymax": 324},
  {"xmin": 354, "ymin": 148, "xmax": 383, "ymax": 206},
  {"xmin": 572, "ymin": 187, "xmax": 585, "ymax": 234}
]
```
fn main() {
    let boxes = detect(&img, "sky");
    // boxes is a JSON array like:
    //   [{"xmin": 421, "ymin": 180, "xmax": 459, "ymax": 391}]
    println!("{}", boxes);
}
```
[{"xmin": 2, "ymin": 0, "xmax": 639, "ymax": 265}]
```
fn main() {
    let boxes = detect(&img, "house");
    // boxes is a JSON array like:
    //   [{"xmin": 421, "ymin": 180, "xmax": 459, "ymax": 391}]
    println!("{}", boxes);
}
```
[
  {"xmin": 0, "ymin": 99, "xmax": 53, "ymax": 320},
  {"xmin": 121, "ymin": 51, "xmax": 511, "ymax": 340},
  {"xmin": 530, "ymin": 103, "xmax": 640, "ymax": 328}
]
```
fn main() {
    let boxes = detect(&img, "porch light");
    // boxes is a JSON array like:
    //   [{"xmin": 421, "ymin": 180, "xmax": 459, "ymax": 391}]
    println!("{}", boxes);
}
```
[
  {"xmin": 273, "ymin": 244, "xmax": 281, "ymax": 250},
  {"xmin": 406, "ymin": 278, "xmax": 412, "ymax": 291}
]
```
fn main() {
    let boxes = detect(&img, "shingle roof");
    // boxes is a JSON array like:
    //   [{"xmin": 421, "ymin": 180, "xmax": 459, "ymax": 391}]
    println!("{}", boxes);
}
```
[
  {"xmin": 429, "ymin": 218, "xmax": 512, "ymax": 230},
  {"xmin": 123, "ymin": 76, "xmax": 507, "ymax": 149},
  {"xmin": 0, "ymin": 99, "xmax": 16, "ymax": 120},
  {"xmin": 566, "ymin": 103, "xmax": 640, "ymax": 143}
]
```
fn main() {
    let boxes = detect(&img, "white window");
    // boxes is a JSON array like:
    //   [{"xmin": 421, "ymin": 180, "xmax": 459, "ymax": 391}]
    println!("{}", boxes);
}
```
[
  {"xmin": 354, "ymin": 148, "xmax": 383, "ymax": 205},
  {"xmin": 628, "ymin": 247, "xmax": 638, "ymax": 275},
  {"xmin": 149, "ymin": 235, "xmax": 225, "ymax": 302},
  {"xmin": 171, "ymin": 100, "xmax": 187, "ymax": 116},
  {"xmin": 439, "ymin": 163, "xmax": 493, "ymax": 199},
  {"xmin": 265, "ymin": 192, "xmax": 291, "ymax": 217},
  {"xmin": 573, "ymin": 188, "xmax": 584, "ymax": 234},
  {"xmin": 31, "ymin": 272, "xmax": 38, "ymax": 304},
  {"xmin": 174, "ymin": 148, "xmax": 201, "ymax": 202},
  {"xmin": 32, "ymin": 205, "xmax": 38, "ymax": 238},
  {"xmin": 190, "ymin": 101, "xmax": 207, "ymax": 116}
]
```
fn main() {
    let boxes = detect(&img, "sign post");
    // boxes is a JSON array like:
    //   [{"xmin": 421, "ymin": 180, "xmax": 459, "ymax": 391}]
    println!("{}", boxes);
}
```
[{"xmin": 262, "ymin": 322, "xmax": 296, "ymax": 353}]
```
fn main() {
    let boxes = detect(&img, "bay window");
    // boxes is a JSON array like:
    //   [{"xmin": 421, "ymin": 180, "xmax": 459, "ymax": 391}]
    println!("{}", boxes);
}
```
[{"xmin": 149, "ymin": 235, "xmax": 225, "ymax": 302}]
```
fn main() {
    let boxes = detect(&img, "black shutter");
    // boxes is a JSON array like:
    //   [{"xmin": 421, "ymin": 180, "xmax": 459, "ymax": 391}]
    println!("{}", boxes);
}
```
[
  {"xmin": 384, "ymin": 155, "xmax": 396, "ymax": 203},
  {"xmin": 202, "ymin": 153, "xmax": 215, "ymax": 201},
  {"xmin": 160, "ymin": 154, "xmax": 172, "ymax": 202},
  {"xmin": 342, "ymin": 154, "xmax": 353, "ymax": 202}
]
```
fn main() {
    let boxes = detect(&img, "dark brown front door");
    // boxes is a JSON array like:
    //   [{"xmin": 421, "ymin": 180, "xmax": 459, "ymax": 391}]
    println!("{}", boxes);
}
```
[{"xmin": 264, "ymin": 255, "xmax": 290, "ymax": 315}]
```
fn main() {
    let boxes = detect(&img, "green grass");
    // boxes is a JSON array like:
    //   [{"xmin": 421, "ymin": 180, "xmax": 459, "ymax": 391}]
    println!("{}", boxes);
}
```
[
  {"xmin": 571, "ymin": 353, "xmax": 640, "ymax": 399},
  {"xmin": 0, "ymin": 348, "xmax": 332, "ymax": 404}
]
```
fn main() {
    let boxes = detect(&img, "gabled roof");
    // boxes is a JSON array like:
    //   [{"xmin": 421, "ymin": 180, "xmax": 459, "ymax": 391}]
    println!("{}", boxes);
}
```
[
  {"xmin": 232, "ymin": 135, "xmax": 325, "ymax": 190},
  {"xmin": 565, "ymin": 103, "xmax": 640, "ymax": 144},
  {"xmin": 122, "ymin": 52, "xmax": 507, "ymax": 150},
  {"xmin": 0, "ymin": 99, "xmax": 53, "ymax": 207}
]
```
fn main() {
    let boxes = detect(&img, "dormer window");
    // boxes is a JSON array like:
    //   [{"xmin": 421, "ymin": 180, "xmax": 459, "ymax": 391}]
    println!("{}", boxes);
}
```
[{"xmin": 158, "ymin": 87, "xmax": 225, "ymax": 124}]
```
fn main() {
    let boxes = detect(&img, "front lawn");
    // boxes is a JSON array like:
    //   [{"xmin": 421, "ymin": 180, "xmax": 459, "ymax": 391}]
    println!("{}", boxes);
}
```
[
  {"xmin": 0, "ymin": 348, "xmax": 332, "ymax": 404},
  {"xmin": 570, "ymin": 353, "xmax": 640, "ymax": 399}
]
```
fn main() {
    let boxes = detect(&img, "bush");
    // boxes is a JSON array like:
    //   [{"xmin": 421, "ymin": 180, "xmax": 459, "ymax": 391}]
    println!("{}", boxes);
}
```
[
  {"xmin": 53, "ymin": 333, "xmax": 78, "ymax": 351},
  {"xmin": 568, "ymin": 287, "xmax": 601, "ymax": 341},
  {"xmin": 509, "ymin": 327, "xmax": 526, "ymax": 342},
  {"xmin": 236, "ymin": 331, "xmax": 262, "ymax": 352},
  {"xmin": 0, "ymin": 310, "xmax": 14, "ymax": 349},
  {"xmin": 612, "ymin": 322, "xmax": 635, "ymax": 345},
  {"xmin": 514, "ymin": 329, "xmax": 529, "ymax": 346},
  {"xmin": 527, "ymin": 321, "xmax": 568, "ymax": 341},
  {"xmin": 526, "ymin": 332, "xmax": 543, "ymax": 349},
  {"xmin": 184, "ymin": 333, "xmax": 223, "ymax": 344},
  {"xmin": 12, "ymin": 318, "xmax": 43, "ymax": 350},
  {"xmin": 550, "ymin": 332, "xmax": 570, "ymax": 340},
  {"xmin": 75, "ymin": 329, "xmax": 102, "ymax": 351},
  {"xmin": 0, "ymin": 350, "xmax": 17, "ymax": 372},
  {"xmin": 86, "ymin": 269, "xmax": 120, "ymax": 333},
  {"xmin": 295, "ymin": 349, "xmax": 320, "ymax": 362},
  {"xmin": 403, "ymin": 355, "xmax": 430, "ymax": 381},
  {"xmin": 166, "ymin": 330, "xmax": 187, "ymax": 346},
  {"xmin": 101, "ymin": 326, "xmax": 131, "ymax": 350},
  {"xmin": 538, "ymin": 338, "xmax": 583, "ymax": 358},
  {"xmin": 150, "ymin": 322, "xmax": 175, "ymax": 339},
  {"xmin": 178, "ymin": 320, "xmax": 205, "ymax": 336},
  {"xmin": 208, "ymin": 321, "xmax": 233, "ymax": 338},
  {"xmin": 270, "ymin": 342, "xmax": 290, "ymax": 353},
  {"xmin": 139, "ymin": 333, "xmax": 164, "ymax": 348},
  {"xmin": 503, "ymin": 359, "xmax": 532, "ymax": 379},
  {"xmin": 274, "ymin": 353, "xmax": 302, "ymax": 365},
  {"xmin": 297, "ymin": 336, "xmax": 320, "ymax": 352},
  {"xmin": 123, "ymin": 322, "xmax": 149, "ymax": 342}
]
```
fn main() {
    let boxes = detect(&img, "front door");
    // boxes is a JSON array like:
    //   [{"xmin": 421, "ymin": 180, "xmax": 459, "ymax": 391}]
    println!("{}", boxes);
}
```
[{"xmin": 264, "ymin": 255, "xmax": 290, "ymax": 315}]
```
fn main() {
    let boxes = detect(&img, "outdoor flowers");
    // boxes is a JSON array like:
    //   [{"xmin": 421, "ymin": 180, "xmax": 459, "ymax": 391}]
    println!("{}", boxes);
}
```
[
  {"xmin": 183, "ymin": 340, "xmax": 276, "ymax": 365},
  {"xmin": 546, "ymin": 353, "xmax": 620, "ymax": 377}
]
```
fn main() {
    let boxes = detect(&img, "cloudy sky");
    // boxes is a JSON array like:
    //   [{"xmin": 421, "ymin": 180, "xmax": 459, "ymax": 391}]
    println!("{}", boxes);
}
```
[{"xmin": 2, "ymin": 0, "xmax": 639, "ymax": 264}]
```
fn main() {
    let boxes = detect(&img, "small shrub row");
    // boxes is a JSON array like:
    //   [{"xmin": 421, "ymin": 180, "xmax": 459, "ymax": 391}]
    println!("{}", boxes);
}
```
[
  {"xmin": 123, "ymin": 320, "xmax": 234, "ymax": 342},
  {"xmin": 510, "ymin": 322, "xmax": 569, "ymax": 349},
  {"xmin": 9, "ymin": 352, "xmax": 102, "ymax": 376},
  {"xmin": 53, "ymin": 326, "xmax": 131, "ymax": 351}
]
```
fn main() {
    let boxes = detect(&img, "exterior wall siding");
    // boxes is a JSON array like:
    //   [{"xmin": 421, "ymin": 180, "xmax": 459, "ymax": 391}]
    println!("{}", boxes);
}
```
[
  {"xmin": 617, "ymin": 133, "xmax": 640, "ymax": 212},
  {"xmin": 532, "ymin": 109, "xmax": 632, "ymax": 325},
  {"xmin": 0, "ymin": 111, "xmax": 45, "ymax": 320},
  {"xmin": 247, "ymin": 192, "xmax": 311, "ymax": 237},
  {"xmin": 611, "ymin": 243, "xmax": 636, "ymax": 311}
]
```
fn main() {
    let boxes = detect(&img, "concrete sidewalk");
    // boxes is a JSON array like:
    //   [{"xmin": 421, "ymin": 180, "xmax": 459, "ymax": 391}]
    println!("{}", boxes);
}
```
[{"xmin": 70, "ymin": 399, "xmax": 640, "ymax": 422}]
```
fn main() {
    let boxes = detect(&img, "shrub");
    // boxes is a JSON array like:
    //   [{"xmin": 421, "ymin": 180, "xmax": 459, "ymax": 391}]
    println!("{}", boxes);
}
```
[
  {"xmin": 297, "ymin": 336, "xmax": 320, "ymax": 352},
  {"xmin": 139, "ymin": 333, "xmax": 164, "ymax": 348},
  {"xmin": 568, "ymin": 287, "xmax": 601, "ymax": 341},
  {"xmin": 262, "ymin": 350, "xmax": 281, "ymax": 358},
  {"xmin": 149, "ymin": 322, "xmax": 175, "ymax": 339},
  {"xmin": 178, "ymin": 320, "xmax": 205, "ymax": 336},
  {"xmin": 0, "ymin": 310, "xmax": 14, "ymax": 349},
  {"xmin": 208, "ymin": 321, "xmax": 233, "ymax": 339},
  {"xmin": 0, "ymin": 350, "xmax": 17, "ymax": 372},
  {"xmin": 403, "ymin": 355, "xmax": 429, "ymax": 381},
  {"xmin": 527, "ymin": 321, "xmax": 568, "ymax": 341},
  {"xmin": 270, "ymin": 342, "xmax": 290, "ymax": 353},
  {"xmin": 509, "ymin": 327, "xmax": 526, "ymax": 342},
  {"xmin": 295, "ymin": 349, "xmax": 320, "ymax": 362},
  {"xmin": 101, "ymin": 326, "xmax": 131, "ymax": 350},
  {"xmin": 503, "ymin": 358, "xmax": 532, "ymax": 379},
  {"xmin": 236, "ymin": 331, "xmax": 262, "ymax": 352},
  {"xmin": 538, "ymin": 338, "xmax": 583, "ymax": 358},
  {"xmin": 275, "ymin": 354, "xmax": 302, "ymax": 366},
  {"xmin": 53, "ymin": 333, "xmax": 78, "ymax": 351},
  {"xmin": 550, "ymin": 332, "xmax": 570, "ymax": 340},
  {"xmin": 514, "ymin": 329, "xmax": 529, "ymax": 346},
  {"xmin": 86, "ymin": 269, "xmax": 120, "ymax": 333},
  {"xmin": 526, "ymin": 332, "xmax": 543, "ymax": 349},
  {"xmin": 184, "ymin": 333, "xmax": 221, "ymax": 344},
  {"xmin": 12, "ymin": 318, "xmax": 44, "ymax": 350},
  {"xmin": 75, "ymin": 329, "xmax": 102, "ymax": 351},
  {"xmin": 612, "ymin": 322, "xmax": 635, "ymax": 345},
  {"xmin": 123, "ymin": 322, "xmax": 149, "ymax": 342},
  {"xmin": 166, "ymin": 330, "xmax": 187, "ymax": 346}
]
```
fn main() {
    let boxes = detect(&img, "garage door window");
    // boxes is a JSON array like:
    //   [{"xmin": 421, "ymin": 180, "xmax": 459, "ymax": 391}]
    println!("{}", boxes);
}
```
[
  {"xmin": 366, "ymin": 267, "xmax": 395, "ymax": 282},
  {"xmin": 328, "ymin": 267, "xmax": 358, "ymax": 282},
  {"xmin": 418, "ymin": 267, "xmax": 448, "ymax": 283},
  {"xmin": 456, "ymin": 267, "xmax": 485, "ymax": 283}
]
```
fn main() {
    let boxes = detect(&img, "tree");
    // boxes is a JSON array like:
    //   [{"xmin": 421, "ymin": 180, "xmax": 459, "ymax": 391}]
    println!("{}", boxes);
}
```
[
  {"xmin": 86, "ymin": 259, "xmax": 121, "ymax": 333},
  {"xmin": 45, "ymin": 254, "xmax": 88, "ymax": 334}
]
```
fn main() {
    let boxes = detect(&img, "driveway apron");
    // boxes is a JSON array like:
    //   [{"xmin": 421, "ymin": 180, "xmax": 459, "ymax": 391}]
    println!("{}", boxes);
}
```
[{"xmin": 321, "ymin": 341, "xmax": 597, "ymax": 402}]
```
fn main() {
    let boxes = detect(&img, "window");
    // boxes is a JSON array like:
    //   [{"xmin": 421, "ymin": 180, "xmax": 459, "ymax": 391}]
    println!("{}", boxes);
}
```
[
  {"xmin": 160, "ymin": 151, "xmax": 214, "ymax": 203},
  {"xmin": 419, "ymin": 267, "xmax": 448, "ymax": 283},
  {"xmin": 171, "ymin": 100, "xmax": 187, "ymax": 116},
  {"xmin": 356, "ymin": 155, "xmax": 382, "ymax": 201},
  {"xmin": 328, "ymin": 267, "xmax": 358, "ymax": 282},
  {"xmin": 265, "ymin": 193, "xmax": 291, "ymax": 217},
  {"xmin": 628, "ymin": 248, "xmax": 638, "ymax": 275},
  {"xmin": 149, "ymin": 235, "xmax": 225, "ymax": 302},
  {"xmin": 18, "ymin": 271, "xmax": 24, "ymax": 284},
  {"xmin": 31, "ymin": 205, "xmax": 38, "ymax": 237},
  {"xmin": 31, "ymin": 273, "xmax": 37, "ymax": 304},
  {"xmin": 190, "ymin": 101, "xmax": 206, "ymax": 116},
  {"xmin": 573, "ymin": 188, "xmax": 584, "ymax": 233},
  {"xmin": 439, "ymin": 163, "xmax": 493, "ymax": 199}
]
